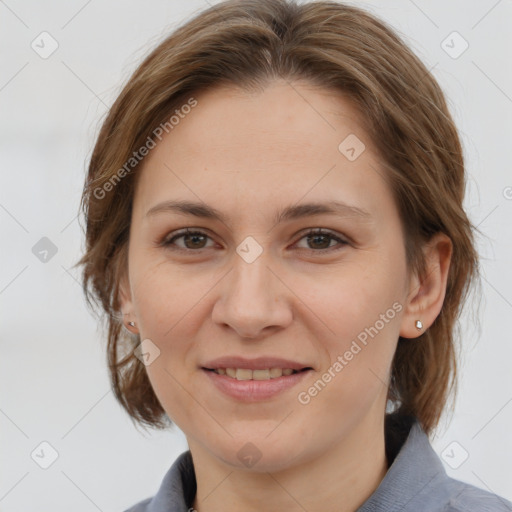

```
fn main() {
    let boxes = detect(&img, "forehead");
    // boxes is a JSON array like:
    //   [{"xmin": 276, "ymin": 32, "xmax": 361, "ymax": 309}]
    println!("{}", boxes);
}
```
[
  {"xmin": 133, "ymin": 80, "xmax": 393, "ymax": 224},
  {"xmin": 167, "ymin": 80, "xmax": 371, "ymax": 157}
]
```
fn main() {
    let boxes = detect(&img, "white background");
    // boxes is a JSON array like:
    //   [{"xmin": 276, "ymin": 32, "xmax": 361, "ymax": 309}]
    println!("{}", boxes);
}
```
[{"xmin": 1, "ymin": 0, "xmax": 511, "ymax": 510}]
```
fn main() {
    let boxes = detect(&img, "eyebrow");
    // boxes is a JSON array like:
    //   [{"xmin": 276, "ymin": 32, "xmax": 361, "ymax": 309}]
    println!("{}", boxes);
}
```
[{"xmin": 145, "ymin": 199, "xmax": 372, "ymax": 225}]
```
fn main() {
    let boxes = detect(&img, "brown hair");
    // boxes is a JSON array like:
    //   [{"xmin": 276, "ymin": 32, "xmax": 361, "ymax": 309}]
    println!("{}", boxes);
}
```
[{"xmin": 77, "ymin": 0, "xmax": 481, "ymax": 436}]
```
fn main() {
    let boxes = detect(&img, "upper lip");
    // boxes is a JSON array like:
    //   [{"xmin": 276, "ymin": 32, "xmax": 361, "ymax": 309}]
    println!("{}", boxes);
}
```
[{"xmin": 202, "ymin": 356, "xmax": 312, "ymax": 371}]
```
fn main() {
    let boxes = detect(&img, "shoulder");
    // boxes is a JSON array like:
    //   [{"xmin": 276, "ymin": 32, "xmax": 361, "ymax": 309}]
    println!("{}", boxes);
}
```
[
  {"xmin": 121, "ymin": 450, "xmax": 196, "ymax": 512},
  {"xmin": 122, "ymin": 496, "xmax": 152, "ymax": 512},
  {"xmin": 368, "ymin": 415, "xmax": 512, "ymax": 512},
  {"xmin": 442, "ymin": 476, "xmax": 512, "ymax": 512}
]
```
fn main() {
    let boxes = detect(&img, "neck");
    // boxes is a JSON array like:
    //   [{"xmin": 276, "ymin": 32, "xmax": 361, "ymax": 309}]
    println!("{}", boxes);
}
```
[{"xmin": 189, "ymin": 413, "xmax": 388, "ymax": 512}]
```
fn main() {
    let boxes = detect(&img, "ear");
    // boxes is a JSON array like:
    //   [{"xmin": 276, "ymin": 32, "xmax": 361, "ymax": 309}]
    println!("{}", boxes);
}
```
[
  {"xmin": 399, "ymin": 232, "xmax": 453, "ymax": 339},
  {"xmin": 118, "ymin": 272, "xmax": 139, "ymax": 335}
]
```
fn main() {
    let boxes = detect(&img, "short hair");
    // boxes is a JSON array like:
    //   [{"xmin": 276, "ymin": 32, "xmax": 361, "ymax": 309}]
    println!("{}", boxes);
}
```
[{"xmin": 77, "ymin": 0, "xmax": 480, "ymax": 436}]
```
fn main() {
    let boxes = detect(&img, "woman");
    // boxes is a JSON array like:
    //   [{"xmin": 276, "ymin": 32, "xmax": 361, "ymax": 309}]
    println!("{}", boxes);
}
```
[{"xmin": 77, "ymin": 0, "xmax": 511, "ymax": 510}]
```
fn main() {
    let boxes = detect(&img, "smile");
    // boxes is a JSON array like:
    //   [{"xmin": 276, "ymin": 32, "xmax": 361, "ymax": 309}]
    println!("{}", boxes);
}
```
[
  {"xmin": 206, "ymin": 367, "xmax": 310, "ymax": 380},
  {"xmin": 202, "ymin": 367, "xmax": 313, "ymax": 402}
]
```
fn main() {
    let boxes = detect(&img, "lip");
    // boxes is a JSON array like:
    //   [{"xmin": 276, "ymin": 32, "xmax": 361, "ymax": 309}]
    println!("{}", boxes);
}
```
[
  {"xmin": 202, "ymin": 367, "xmax": 313, "ymax": 402},
  {"xmin": 201, "ymin": 356, "xmax": 312, "ymax": 371}
]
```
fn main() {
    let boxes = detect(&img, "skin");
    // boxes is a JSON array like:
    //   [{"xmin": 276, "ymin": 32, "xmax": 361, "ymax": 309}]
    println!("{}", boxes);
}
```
[{"xmin": 120, "ymin": 80, "xmax": 452, "ymax": 512}]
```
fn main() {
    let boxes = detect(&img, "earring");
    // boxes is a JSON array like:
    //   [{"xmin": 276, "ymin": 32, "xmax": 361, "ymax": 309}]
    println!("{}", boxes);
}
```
[
  {"xmin": 415, "ymin": 320, "xmax": 423, "ymax": 330},
  {"xmin": 128, "ymin": 321, "xmax": 135, "ymax": 327}
]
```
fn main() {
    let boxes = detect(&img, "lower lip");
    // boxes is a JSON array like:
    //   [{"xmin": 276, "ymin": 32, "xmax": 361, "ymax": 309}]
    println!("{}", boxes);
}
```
[{"xmin": 202, "ymin": 369, "xmax": 312, "ymax": 402}]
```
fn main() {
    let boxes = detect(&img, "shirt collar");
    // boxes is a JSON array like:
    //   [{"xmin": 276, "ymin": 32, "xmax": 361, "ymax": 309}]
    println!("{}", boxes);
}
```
[{"xmin": 358, "ymin": 414, "xmax": 446, "ymax": 511}]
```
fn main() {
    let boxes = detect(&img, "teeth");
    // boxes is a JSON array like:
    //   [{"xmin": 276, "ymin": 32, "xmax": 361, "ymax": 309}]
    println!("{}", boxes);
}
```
[
  {"xmin": 269, "ymin": 368, "xmax": 283, "ymax": 378},
  {"xmin": 252, "ymin": 369, "xmax": 270, "ymax": 380},
  {"xmin": 236, "ymin": 368, "xmax": 252, "ymax": 380},
  {"xmin": 213, "ymin": 367, "xmax": 302, "ymax": 380}
]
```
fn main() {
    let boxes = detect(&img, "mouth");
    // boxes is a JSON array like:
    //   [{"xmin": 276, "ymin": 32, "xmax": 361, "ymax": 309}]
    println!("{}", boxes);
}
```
[
  {"xmin": 201, "ymin": 358, "xmax": 314, "ymax": 402},
  {"xmin": 202, "ymin": 367, "xmax": 312, "ymax": 380}
]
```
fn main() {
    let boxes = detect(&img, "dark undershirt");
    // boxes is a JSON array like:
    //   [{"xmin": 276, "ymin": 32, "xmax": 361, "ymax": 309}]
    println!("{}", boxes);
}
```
[{"xmin": 384, "ymin": 412, "xmax": 416, "ymax": 468}]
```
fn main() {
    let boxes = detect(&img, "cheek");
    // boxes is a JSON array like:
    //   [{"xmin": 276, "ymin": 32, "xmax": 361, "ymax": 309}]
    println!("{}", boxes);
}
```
[
  {"xmin": 300, "ymin": 255, "xmax": 404, "ymax": 401},
  {"xmin": 297, "ymin": 275, "xmax": 401, "ymax": 433},
  {"xmin": 130, "ymin": 262, "xmax": 202, "ymax": 427},
  {"xmin": 130, "ymin": 258, "xmax": 207, "ymax": 337},
  {"xmin": 129, "ymin": 260, "xmax": 202, "ymax": 403},
  {"xmin": 305, "ymin": 258, "xmax": 403, "ymax": 346}
]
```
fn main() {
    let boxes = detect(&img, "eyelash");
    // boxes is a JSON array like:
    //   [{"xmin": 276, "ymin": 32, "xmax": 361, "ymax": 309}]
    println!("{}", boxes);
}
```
[{"xmin": 160, "ymin": 228, "xmax": 348, "ymax": 254}]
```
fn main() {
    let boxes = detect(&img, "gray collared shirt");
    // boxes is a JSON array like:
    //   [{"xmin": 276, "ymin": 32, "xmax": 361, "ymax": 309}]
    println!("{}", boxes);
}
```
[{"xmin": 124, "ymin": 416, "xmax": 512, "ymax": 511}]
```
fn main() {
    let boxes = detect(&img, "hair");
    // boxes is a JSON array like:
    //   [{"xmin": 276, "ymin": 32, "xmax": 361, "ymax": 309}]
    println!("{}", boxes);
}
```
[{"xmin": 77, "ymin": 0, "xmax": 481, "ymax": 436}]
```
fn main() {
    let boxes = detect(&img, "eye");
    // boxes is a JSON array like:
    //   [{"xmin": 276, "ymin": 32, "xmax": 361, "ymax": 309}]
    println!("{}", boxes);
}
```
[
  {"xmin": 160, "ymin": 227, "xmax": 348, "ymax": 253},
  {"xmin": 294, "ymin": 228, "xmax": 348, "ymax": 252},
  {"xmin": 161, "ymin": 228, "xmax": 216, "ymax": 251}
]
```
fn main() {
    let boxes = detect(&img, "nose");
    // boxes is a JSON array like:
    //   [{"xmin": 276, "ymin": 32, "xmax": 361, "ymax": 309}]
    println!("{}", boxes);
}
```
[{"xmin": 211, "ymin": 253, "xmax": 293, "ymax": 339}]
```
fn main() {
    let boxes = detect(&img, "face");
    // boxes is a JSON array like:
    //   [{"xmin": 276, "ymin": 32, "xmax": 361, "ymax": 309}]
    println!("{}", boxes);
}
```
[{"xmin": 122, "ymin": 80, "xmax": 413, "ymax": 472}]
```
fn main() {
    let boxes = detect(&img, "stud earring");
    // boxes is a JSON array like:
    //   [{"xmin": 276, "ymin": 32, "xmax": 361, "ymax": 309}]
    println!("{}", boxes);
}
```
[
  {"xmin": 128, "ymin": 321, "xmax": 135, "ymax": 327},
  {"xmin": 415, "ymin": 320, "xmax": 423, "ymax": 330}
]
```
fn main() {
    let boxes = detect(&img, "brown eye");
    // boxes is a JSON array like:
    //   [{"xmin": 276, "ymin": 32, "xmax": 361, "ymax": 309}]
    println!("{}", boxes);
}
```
[
  {"xmin": 295, "ymin": 229, "xmax": 348, "ymax": 252},
  {"xmin": 181, "ymin": 232, "xmax": 208, "ymax": 249},
  {"xmin": 163, "ymin": 229, "xmax": 214, "ymax": 251},
  {"xmin": 306, "ymin": 233, "xmax": 332, "ymax": 249}
]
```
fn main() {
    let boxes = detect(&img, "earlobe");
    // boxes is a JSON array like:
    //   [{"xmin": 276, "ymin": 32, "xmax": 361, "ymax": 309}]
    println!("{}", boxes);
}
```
[
  {"xmin": 118, "ymin": 276, "xmax": 139, "ymax": 335},
  {"xmin": 399, "ymin": 233, "xmax": 453, "ymax": 339}
]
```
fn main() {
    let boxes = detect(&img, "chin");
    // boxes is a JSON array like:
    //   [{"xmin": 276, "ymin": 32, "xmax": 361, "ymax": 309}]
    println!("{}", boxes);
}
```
[{"xmin": 209, "ymin": 434, "xmax": 311, "ymax": 473}]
